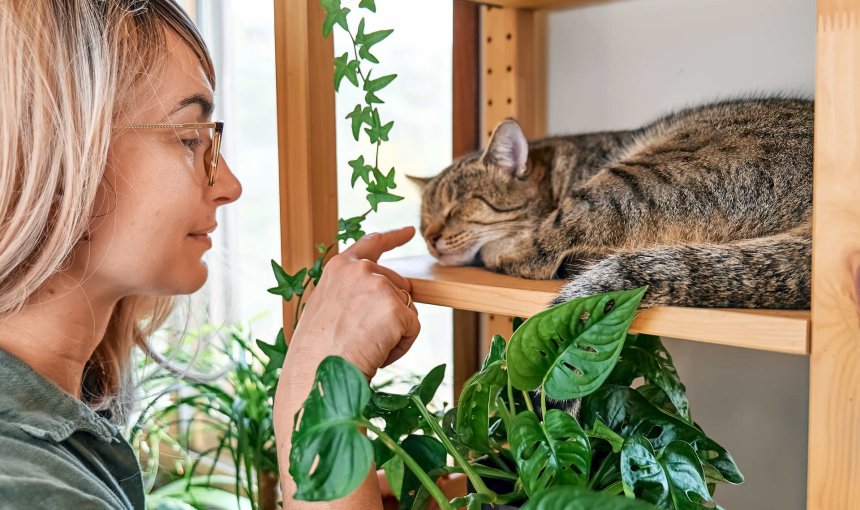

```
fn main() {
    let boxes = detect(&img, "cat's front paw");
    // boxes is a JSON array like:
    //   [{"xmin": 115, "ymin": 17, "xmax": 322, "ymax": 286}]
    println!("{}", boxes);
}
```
[{"xmin": 480, "ymin": 239, "xmax": 558, "ymax": 280}]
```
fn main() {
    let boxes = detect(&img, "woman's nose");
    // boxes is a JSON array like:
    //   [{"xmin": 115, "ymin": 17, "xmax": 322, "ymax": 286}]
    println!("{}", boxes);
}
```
[{"xmin": 212, "ymin": 156, "xmax": 243, "ymax": 205}]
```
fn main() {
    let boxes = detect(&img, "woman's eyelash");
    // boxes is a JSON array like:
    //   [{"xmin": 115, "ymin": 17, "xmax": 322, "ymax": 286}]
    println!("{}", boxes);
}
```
[{"xmin": 181, "ymin": 137, "xmax": 203, "ymax": 151}]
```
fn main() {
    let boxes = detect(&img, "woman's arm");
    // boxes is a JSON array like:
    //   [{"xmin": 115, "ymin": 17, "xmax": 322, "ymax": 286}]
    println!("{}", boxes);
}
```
[{"xmin": 274, "ymin": 228, "xmax": 420, "ymax": 509}]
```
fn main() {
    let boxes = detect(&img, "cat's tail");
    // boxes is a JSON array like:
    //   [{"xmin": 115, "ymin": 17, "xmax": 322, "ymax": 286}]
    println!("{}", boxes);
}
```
[{"xmin": 554, "ymin": 223, "xmax": 811, "ymax": 309}]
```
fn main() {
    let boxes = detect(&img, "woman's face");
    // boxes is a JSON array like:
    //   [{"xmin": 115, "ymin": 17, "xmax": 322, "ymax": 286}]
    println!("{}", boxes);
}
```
[{"xmin": 75, "ymin": 29, "xmax": 242, "ymax": 299}]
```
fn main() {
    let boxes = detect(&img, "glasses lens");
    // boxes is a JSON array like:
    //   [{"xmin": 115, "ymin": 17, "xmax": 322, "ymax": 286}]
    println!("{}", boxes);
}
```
[{"xmin": 204, "ymin": 123, "xmax": 223, "ymax": 187}]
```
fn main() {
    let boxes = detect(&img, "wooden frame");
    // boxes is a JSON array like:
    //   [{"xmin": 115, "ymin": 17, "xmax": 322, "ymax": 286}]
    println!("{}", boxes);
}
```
[{"xmin": 275, "ymin": 0, "xmax": 860, "ymax": 507}]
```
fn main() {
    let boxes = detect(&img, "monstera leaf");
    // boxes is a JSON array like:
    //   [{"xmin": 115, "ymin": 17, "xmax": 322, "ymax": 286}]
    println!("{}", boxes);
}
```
[
  {"xmin": 382, "ymin": 434, "xmax": 447, "ymax": 510},
  {"xmin": 289, "ymin": 356, "xmax": 373, "ymax": 501},
  {"xmin": 508, "ymin": 410, "xmax": 592, "ymax": 497},
  {"xmin": 610, "ymin": 334, "xmax": 690, "ymax": 422},
  {"xmin": 582, "ymin": 385, "xmax": 743, "ymax": 485},
  {"xmin": 621, "ymin": 436, "xmax": 715, "ymax": 509},
  {"xmin": 456, "ymin": 336, "xmax": 509, "ymax": 453},
  {"xmin": 368, "ymin": 364, "xmax": 446, "ymax": 440},
  {"xmin": 508, "ymin": 287, "xmax": 647, "ymax": 400},
  {"xmin": 521, "ymin": 486, "xmax": 659, "ymax": 510}
]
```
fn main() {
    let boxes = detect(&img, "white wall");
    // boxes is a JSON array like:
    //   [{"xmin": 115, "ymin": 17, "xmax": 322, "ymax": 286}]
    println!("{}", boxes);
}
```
[{"xmin": 546, "ymin": 0, "xmax": 814, "ymax": 507}]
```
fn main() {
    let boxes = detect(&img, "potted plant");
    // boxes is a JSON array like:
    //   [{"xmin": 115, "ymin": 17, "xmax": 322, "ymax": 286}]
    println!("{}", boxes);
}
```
[{"xmin": 285, "ymin": 287, "xmax": 743, "ymax": 509}]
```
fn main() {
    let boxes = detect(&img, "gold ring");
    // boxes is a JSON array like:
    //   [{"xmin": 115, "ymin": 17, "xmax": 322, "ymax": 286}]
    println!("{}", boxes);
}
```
[{"xmin": 400, "ymin": 288, "xmax": 413, "ymax": 308}]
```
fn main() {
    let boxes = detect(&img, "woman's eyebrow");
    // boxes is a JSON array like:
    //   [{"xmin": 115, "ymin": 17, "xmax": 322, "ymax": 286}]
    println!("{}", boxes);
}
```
[{"xmin": 164, "ymin": 93, "xmax": 215, "ymax": 120}]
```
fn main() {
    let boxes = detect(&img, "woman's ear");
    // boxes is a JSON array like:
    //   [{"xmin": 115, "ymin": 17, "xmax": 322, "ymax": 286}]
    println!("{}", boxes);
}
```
[
  {"xmin": 406, "ymin": 174, "xmax": 434, "ymax": 189},
  {"xmin": 480, "ymin": 118, "xmax": 529, "ymax": 178}
]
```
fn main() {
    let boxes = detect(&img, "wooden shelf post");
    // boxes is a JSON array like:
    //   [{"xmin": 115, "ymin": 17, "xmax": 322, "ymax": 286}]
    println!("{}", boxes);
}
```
[
  {"xmin": 808, "ymin": 1, "xmax": 860, "ymax": 506},
  {"xmin": 273, "ymin": 0, "xmax": 339, "ymax": 338}
]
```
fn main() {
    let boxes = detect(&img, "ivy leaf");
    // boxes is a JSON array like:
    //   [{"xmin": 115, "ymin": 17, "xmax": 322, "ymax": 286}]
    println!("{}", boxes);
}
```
[
  {"xmin": 365, "ymin": 182, "xmax": 403, "ymax": 211},
  {"xmin": 322, "ymin": 6, "xmax": 350, "ymax": 37},
  {"xmin": 337, "ymin": 216, "xmax": 365, "ymax": 242},
  {"xmin": 581, "ymin": 385, "xmax": 744, "ymax": 485},
  {"xmin": 289, "ymin": 356, "xmax": 373, "ymax": 501},
  {"xmin": 256, "ymin": 328, "xmax": 288, "ymax": 375},
  {"xmin": 507, "ymin": 287, "xmax": 647, "ymax": 400},
  {"xmin": 364, "ymin": 72, "xmax": 397, "ymax": 93},
  {"xmin": 308, "ymin": 256, "xmax": 324, "ymax": 285},
  {"xmin": 267, "ymin": 260, "xmax": 307, "ymax": 301},
  {"xmin": 358, "ymin": 0, "xmax": 376, "ymax": 12},
  {"xmin": 348, "ymin": 155, "xmax": 373, "ymax": 187},
  {"xmin": 620, "ymin": 436, "xmax": 715, "ymax": 509},
  {"xmin": 371, "ymin": 166, "xmax": 397, "ymax": 190},
  {"xmin": 358, "ymin": 30, "xmax": 393, "ymax": 64},
  {"xmin": 521, "ymin": 486, "xmax": 659, "ymax": 510},
  {"xmin": 333, "ymin": 53, "xmax": 359, "ymax": 91},
  {"xmin": 345, "ymin": 105, "xmax": 373, "ymax": 141},
  {"xmin": 316, "ymin": 243, "xmax": 327, "ymax": 254},
  {"xmin": 456, "ymin": 358, "xmax": 506, "ymax": 453},
  {"xmin": 365, "ymin": 109, "xmax": 394, "ymax": 143}
]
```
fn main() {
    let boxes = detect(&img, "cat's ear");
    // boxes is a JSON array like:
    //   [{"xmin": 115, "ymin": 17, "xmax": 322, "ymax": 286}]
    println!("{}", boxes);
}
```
[
  {"xmin": 406, "ymin": 174, "xmax": 433, "ymax": 189},
  {"xmin": 481, "ymin": 119, "xmax": 529, "ymax": 178}
]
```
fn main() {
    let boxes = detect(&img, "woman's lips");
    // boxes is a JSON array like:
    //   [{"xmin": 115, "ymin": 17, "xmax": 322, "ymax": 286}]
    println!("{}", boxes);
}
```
[{"xmin": 188, "ymin": 233, "xmax": 213, "ymax": 248}]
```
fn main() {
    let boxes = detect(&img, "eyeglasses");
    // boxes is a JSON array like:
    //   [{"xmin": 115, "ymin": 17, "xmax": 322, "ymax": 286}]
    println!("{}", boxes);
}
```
[{"xmin": 117, "ymin": 121, "xmax": 224, "ymax": 186}]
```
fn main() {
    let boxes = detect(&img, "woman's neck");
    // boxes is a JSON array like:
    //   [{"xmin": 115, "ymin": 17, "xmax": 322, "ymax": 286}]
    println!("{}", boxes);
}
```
[{"xmin": 0, "ymin": 273, "xmax": 117, "ymax": 399}]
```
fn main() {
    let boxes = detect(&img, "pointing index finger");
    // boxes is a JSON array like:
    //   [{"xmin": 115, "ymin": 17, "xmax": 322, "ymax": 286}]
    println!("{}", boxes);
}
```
[{"xmin": 347, "ymin": 226, "xmax": 415, "ymax": 262}]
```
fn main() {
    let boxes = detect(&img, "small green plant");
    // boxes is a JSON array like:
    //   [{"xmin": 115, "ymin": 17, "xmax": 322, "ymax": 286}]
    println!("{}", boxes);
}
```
[
  {"xmin": 267, "ymin": 0, "xmax": 402, "ymax": 329},
  {"xmin": 287, "ymin": 287, "xmax": 744, "ymax": 509}
]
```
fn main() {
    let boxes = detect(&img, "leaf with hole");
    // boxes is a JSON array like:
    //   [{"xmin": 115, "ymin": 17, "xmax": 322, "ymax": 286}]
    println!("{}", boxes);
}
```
[
  {"xmin": 456, "ymin": 358, "xmax": 507, "ymax": 453},
  {"xmin": 508, "ymin": 410, "xmax": 591, "ymax": 497},
  {"xmin": 582, "ymin": 385, "xmax": 743, "ymax": 485},
  {"xmin": 621, "ymin": 436, "xmax": 715, "ymax": 509},
  {"xmin": 289, "ymin": 356, "xmax": 373, "ymax": 501},
  {"xmin": 521, "ymin": 486, "xmax": 659, "ymax": 510},
  {"xmin": 508, "ymin": 287, "xmax": 647, "ymax": 399}
]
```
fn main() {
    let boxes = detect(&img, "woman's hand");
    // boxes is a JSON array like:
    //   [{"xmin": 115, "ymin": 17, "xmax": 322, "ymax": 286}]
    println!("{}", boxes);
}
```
[
  {"xmin": 275, "ymin": 226, "xmax": 419, "ymax": 509},
  {"xmin": 288, "ymin": 226, "xmax": 420, "ymax": 378}
]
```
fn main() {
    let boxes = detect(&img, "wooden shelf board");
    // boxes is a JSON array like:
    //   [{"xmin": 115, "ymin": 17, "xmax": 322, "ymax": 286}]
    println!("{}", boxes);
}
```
[
  {"xmin": 383, "ymin": 255, "xmax": 810, "ymax": 356},
  {"xmin": 467, "ymin": 0, "xmax": 620, "ymax": 11}
]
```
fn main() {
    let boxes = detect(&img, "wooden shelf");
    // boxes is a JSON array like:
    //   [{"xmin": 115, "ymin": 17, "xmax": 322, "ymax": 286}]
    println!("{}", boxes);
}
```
[
  {"xmin": 383, "ymin": 255, "xmax": 810, "ymax": 356},
  {"xmin": 467, "ymin": 0, "xmax": 619, "ymax": 11}
]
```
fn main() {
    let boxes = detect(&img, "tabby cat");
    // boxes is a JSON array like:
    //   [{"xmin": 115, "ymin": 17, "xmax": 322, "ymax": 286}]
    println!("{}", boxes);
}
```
[{"xmin": 418, "ymin": 97, "xmax": 812, "ymax": 308}]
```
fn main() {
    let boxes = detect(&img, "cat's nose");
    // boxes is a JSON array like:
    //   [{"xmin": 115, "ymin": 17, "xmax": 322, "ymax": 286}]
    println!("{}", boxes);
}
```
[{"xmin": 428, "ymin": 233, "xmax": 442, "ymax": 249}]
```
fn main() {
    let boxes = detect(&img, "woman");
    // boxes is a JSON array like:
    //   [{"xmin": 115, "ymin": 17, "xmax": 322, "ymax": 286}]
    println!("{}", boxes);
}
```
[{"xmin": 0, "ymin": 1, "xmax": 415, "ymax": 508}]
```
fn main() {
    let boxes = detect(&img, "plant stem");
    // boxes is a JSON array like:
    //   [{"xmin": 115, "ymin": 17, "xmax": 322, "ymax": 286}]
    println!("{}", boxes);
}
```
[
  {"xmin": 506, "ymin": 365, "xmax": 516, "ymax": 417},
  {"xmin": 365, "ymin": 423, "xmax": 454, "ymax": 510},
  {"xmin": 409, "ymin": 395, "xmax": 497, "ymax": 501},
  {"xmin": 540, "ymin": 386, "xmax": 547, "ymax": 418},
  {"xmin": 588, "ymin": 453, "xmax": 616, "ymax": 490},
  {"xmin": 522, "ymin": 391, "xmax": 535, "ymax": 414},
  {"xmin": 601, "ymin": 480, "xmax": 624, "ymax": 495}
]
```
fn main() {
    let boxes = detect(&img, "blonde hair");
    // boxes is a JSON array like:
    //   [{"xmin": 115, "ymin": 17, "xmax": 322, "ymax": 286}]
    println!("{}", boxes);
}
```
[{"xmin": 0, "ymin": 0, "xmax": 214, "ymax": 423}]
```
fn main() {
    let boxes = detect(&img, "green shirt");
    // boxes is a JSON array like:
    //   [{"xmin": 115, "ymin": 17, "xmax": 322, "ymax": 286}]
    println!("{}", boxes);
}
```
[{"xmin": 0, "ymin": 348, "xmax": 144, "ymax": 509}]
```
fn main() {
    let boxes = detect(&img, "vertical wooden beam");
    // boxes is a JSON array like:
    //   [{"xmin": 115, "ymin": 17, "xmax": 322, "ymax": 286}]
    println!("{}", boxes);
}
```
[
  {"xmin": 808, "ymin": 1, "xmax": 860, "ymax": 507},
  {"xmin": 481, "ymin": 5, "xmax": 547, "ymax": 140},
  {"xmin": 452, "ymin": 0, "xmax": 482, "ymax": 397},
  {"xmin": 273, "ymin": 0, "xmax": 339, "ymax": 339}
]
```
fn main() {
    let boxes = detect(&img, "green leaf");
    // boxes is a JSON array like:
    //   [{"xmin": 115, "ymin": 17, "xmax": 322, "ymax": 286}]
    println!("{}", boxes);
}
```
[
  {"xmin": 582, "ymin": 385, "xmax": 743, "ymax": 485},
  {"xmin": 256, "ymin": 328, "xmax": 288, "ymax": 375},
  {"xmin": 450, "ymin": 493, "xmax": 494, "ymax": 510},
  {"xmin": 588, "ymin": 418, "xmax": 624, "ymax": 453},
  {"xmin": 366, "ymin": 187, "xmax": 404, "ymax": 211},
  {"xmin": 345, "ymin": 105, "xmax": 373, "ymax": 141},
  {"xmin": 333, "ymin": 53, "xmax": 359, "ymax": 91},
  {"xmin": 316, "ymin": 243, "xmax": 328, "ymax": 254},
  {"xmin": 521, "ymin": 486, "xmax": 659, "ymax": 510},
  {"xmin": 382, "ymin": 455, "xmax": 405, "ymax": 500},
  {"xmin": 508, "ymin": 287, "xmax": 647, "ymax": 399},
  {"xmin": 365, "ymin": 109, "xmax": 395, "ymax": 143},
  {"xmin": 456, "ymin": 359, "xmax": 506, "ymax": 453},
  {"xmin": 348, "ymin": 156, "xmax": 373, "ymax": 187},
  {"xmin": 367, "ymin": 365, "xmax": 445, "ymax": 441},
  {"xmin": 411, "ymin": 364, "xmax": 446, "ymax": 405},
  {"xmin": 508, "ymin": 410, "xmax": 591, "ymax": 497},
  {"xmin": 322, "ymin": 6, "xmax": 350, "ymax": 37},
  {"xmin": 289, "ymin": 356, "xmax": 373, "ymax": 501},
  {"xmin": 358, "ymin": 0, "xmax": 376, "ymax": 11},
  {"xmin": 358, "ymin": 29, "xmax": 393, "ymax": 64},
  {"xmin": 621, "ymin": 436, "xmax": 715, "ymax": 509},
  {"xmin": 337, "ymin": 216, "xmax": 366, "ymax": 242},
  {"xmin": 615, "ymin": 334, "xmax": 690, "ymax": 422},
  {"xmin": 364, "ymin": 72, "xmax": 398, "ymax": 93},
  {"xmin": 397, "ymin": 435, "xmax": 447, "ymax": 509},
  {"xmin": 513, "ymin": 316, "xmax": 525, "ymax": 332},
  {"xmin": 308, "ymin": 256, "xmax": 324, "ymax": 285},
  {"xmin": 267, "ymin": 260, "xmax": 308, "ymax": 301},
  {"xmin": 319, "ymin": 0, "xmax": 340, "ymax": 14},
  {"xmin": 482, "ymin": 335, "xmax": 507, "ymax": 370}
]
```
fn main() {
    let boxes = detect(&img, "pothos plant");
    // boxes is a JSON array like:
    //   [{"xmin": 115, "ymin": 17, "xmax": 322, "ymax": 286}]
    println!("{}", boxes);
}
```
[{"xmin": 287, "ymin": 287, "xmax": 744, "ymax": 509}]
